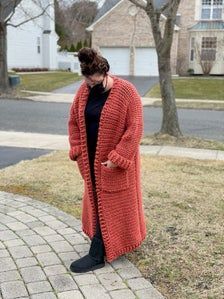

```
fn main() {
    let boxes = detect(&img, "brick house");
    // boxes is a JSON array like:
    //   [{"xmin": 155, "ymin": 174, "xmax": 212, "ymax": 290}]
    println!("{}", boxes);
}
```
[{"xmin": 86, "ymin": 0, "xmax": 224, "ymax": 76}]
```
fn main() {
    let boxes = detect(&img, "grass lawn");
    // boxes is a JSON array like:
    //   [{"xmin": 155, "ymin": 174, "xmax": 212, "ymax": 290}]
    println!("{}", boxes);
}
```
[
  {"xmin": 15, "ymin": 71, "xmax": 82, "ymax": 93},
  {"xmin": 146, "ymin": 77, "xmax": 224, "ymax": 101},
  {"xmin": 141, "ymin": 133, "xmax": 224, "ymax": 151},
  {"xmin": 0, "ymin": 150, "xmax": 223, "ymax": 299}
]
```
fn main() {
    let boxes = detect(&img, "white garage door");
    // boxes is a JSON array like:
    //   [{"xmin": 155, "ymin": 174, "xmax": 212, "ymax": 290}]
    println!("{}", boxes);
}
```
[
  {"xmin": 135, "ymin": 48, "xmax": 159, "ymax": 76},
  {"xmin": 100, "ymin": 47, "xmax": 130, "ymax": 75}
]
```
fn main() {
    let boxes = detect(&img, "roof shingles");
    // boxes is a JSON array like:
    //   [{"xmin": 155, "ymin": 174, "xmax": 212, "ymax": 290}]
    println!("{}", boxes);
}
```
[
  {"xmin": 93, "ymin": 0, "xmax": 122, "ymax": 23},
  {"xmin": 93, "ymin": 0, "xmax": 169, "ymax": 24},
  {"xmin": 189, "ymin": 21, "xmax": 224, "ymax": 30}
]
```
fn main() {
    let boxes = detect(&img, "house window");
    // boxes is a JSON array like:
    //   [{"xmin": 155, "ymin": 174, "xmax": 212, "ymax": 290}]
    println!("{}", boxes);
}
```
[
  {"xmin": 201, "ymin": 37, "xmax": 217, "ymax": 60},
  {"xmin": 175, "ymin": 13, "xmax": 181, "ymax": 26},
  {"xmin": 190, "ymin": 37, "xmax": 195, "ymax": 61},
  {"xmin": 37, "ymin": 37, "xmax": 41, "ymax": 54},
  {"xmin": 201, "ymin": 0, "xmax": 223, "ymax": 20}
]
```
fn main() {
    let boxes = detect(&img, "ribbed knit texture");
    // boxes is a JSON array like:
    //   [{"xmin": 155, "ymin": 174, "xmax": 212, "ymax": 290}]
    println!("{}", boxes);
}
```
[{"xmin": 68, "ymin": 75, "xmax": 147, "ymax": 262}]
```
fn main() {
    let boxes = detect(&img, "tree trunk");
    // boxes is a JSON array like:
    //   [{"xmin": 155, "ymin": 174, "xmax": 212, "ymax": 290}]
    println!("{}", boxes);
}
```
[
  {"xmin": 0, "ymin": 22, "xmax": 9, "ymax": 93},
  {"xmin": 158, "ymin": 54, "xmax": 182, "ymax": 137}
]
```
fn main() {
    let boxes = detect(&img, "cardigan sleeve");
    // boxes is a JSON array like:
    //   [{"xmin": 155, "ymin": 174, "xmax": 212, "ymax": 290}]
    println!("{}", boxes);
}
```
[
  {"xmin": 107, "ymin": 87, "xmax": 143, "ymax": 170},
  {"xmin": 68, "ymin": 93, "xmax": 82, "ymax": 161}
]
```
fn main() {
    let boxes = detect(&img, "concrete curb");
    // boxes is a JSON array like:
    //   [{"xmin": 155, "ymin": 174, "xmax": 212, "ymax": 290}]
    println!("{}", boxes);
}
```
[
  {"xmin": 0, "ymin": 131, "xmax": 223, "ymax": 161},
  {"xmin": 13, "ymin": 91, "xmax": 223, "ymax": 106}
]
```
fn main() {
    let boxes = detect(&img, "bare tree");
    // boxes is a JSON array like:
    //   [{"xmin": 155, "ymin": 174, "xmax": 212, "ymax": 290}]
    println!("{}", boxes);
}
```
[
  {"xmin": 195, "ymin": 41, "xmax": 215, "ymax": 75},
  {"xmin": 193, "ymin": 34, "xmax": 223, "ymax": 75},
  {"xmin": 0, "ymin": 0, "xmax": 54, "ymax": 93},
  {"xmin": 56, "ymin": 0, "xmax": 97, "ymax": 49},
  {"xmin": 128, "ymin": 0, "xmax": 182, "ymax": 137}
]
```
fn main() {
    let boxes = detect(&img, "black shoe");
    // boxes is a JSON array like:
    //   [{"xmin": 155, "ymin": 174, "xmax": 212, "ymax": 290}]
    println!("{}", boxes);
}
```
[
  {"xmin": 70, "ymin": 237, "xmax": 105, "ymax": 273},
  {"xmin": 69, "ymin": 253, "xmax": 105, "ymax": 273}
]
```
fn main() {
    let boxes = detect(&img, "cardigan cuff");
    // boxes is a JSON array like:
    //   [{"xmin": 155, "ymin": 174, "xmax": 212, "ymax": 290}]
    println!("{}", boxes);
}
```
[
  {"xmin": 107, "ymin": 149, "xmax": 132, "ymax": 170},
  {"xmin": 69, "ymin": 146, "xmax": 81, "ymax": 161}
]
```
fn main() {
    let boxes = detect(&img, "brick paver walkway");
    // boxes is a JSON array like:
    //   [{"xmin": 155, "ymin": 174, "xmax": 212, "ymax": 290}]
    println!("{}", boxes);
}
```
[{"xmin": 0, "ymin": 191, "xmax": 164, "ymax": 299}]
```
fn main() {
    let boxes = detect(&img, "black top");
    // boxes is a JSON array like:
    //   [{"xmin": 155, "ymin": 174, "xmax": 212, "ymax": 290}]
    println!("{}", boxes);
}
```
[{"xmin": 84, "ymin": 88, "xmax": 111, "ymax": 165}]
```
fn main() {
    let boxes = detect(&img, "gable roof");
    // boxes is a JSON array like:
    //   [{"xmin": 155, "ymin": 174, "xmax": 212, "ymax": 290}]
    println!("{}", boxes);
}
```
[
  {"xmin": 1, "ymin": 0, "xmax": 22, "ymax": 21},
  {"xmin": 86, "ymin": 0, "xmax": 123, "ymax": 31},
  {"xmin": 94, "ymin": 0, "xmax": 122, "ymax": 24},
  {"xmin": 86, "ymin": 0, "xmax": 174, "ymax": 31}
]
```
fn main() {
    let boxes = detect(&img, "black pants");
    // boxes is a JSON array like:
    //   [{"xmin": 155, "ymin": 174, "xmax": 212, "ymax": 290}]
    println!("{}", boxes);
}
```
[
  {"xmin": 90, "ymin": 158, "xmax": 103, "ymax": 240},
  {"xmin": 88, "ymin": 154, "xmax": 106, "ymax": 258}
]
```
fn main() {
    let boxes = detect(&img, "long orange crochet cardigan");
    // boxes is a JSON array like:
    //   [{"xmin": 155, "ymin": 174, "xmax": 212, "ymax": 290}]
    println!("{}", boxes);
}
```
[{"xmin": 68, "ymin": 75, "xmax": 147, "ymax": 262}]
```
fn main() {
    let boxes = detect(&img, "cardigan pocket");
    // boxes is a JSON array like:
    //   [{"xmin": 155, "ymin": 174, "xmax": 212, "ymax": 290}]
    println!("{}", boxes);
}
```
[
  {"xmin": 100, "ymin": 164, "xmax": 129, "ymax": 192},
  {"xmin": 76, "ymin": 154, "xmax": 85, "ymax": 179}
]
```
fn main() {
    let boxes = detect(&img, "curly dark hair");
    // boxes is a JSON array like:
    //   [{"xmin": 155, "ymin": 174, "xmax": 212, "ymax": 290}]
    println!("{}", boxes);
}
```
[{"xmin": 77, "ymin": 47, "xmax": 110, "ymax": 76}]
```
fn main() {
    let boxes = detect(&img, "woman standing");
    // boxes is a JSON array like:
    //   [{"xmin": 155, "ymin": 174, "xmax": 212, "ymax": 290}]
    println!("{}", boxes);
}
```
[{"xmin": 68, "ymin": 47, "xmax": 147, "ymax": 273}]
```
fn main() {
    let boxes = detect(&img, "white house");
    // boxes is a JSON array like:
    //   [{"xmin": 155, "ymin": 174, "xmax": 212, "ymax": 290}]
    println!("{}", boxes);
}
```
[{"xmin": 7, "ymin": 0, "xmax": 58, "ymax": 70}]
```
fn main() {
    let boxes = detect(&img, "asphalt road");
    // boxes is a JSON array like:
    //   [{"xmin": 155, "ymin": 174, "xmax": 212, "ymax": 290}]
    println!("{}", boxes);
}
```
[
  {"xmin": 0, "ymin": 98, "xmax": 223, "ymax": 169},
  {"xmin": 0, "ymin": 99, "xmax": 223, "ymax": 141}
]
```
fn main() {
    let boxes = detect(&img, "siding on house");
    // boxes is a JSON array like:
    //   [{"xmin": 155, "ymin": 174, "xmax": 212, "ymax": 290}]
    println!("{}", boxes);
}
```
[
  {"xmin": 176, "ymin": 0, "xmax": 198, "ymax": 74},
  {"xmin": 187, "ymin": 0, "xmax": 224, "ymax": 75},
  {"xmin": 7, "ymin": 0, "xmax": 58, "ymax": 70}
]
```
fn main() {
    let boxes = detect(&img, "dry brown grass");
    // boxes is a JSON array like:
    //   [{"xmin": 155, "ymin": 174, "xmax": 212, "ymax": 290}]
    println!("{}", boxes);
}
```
[
  {"xmin": 0, "ymin": 150, "xmax": 223, "ymax": 299},
  {"xmin": 141, "ymin": 133, "xmax": 224, "ymax": 151},
  {"xmin": 151, "ymin": 100, "xmax": 224, "ymax": 110},
  {"xmin": 127, "ymin": 155, "xmax": 224, "ymax": 299},
  {"xmin": 0, "ymin": 151, "xmax": 84, "ymax": 219}
]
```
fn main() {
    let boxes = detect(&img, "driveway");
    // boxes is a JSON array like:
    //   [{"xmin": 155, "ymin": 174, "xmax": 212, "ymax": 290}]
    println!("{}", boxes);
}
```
[
  {"xmin": 52, "ymin": 76, "xmax": 159, "ymax": 97},
  {"xmin": 119, "ymin": 76, "xmax": 159, "ymax": 96},
  {"xmin": 53, "ymin": 80, "xmax": 83, "ymax": 95},
  {"xmin": 0, "ymin": 146, "xmax": 52, "ymax": 169}
]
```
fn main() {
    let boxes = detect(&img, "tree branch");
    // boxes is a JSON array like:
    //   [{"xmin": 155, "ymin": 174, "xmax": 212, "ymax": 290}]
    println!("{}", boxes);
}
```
[
  {"xmin": 145, "ymin": 0, "xmax": 155, "ymax": 19},
  {"xmin": 7, "ymin": 3, "xmax": 52, "ymax": 28},
  {"xmin": 155, "ymin": 1, "xmax": 170, "ymax": 14},
  {"xmin": 4, "ymin": 0, "xmax": 22, "ymax": 23},
  {"xmin": 166, "ymin": 0, "xmax": 181, "ymax": 18},
  {"xmin": 145, "ymin": 0, "xmax": 163, "ymax": 48},
  {"xmin": 162, "ymin": 0, "xmax": 180, "ymax": 53},
  {"xmin": 0, "ymin": 0, "xmax": 21, "ymax": 22}
]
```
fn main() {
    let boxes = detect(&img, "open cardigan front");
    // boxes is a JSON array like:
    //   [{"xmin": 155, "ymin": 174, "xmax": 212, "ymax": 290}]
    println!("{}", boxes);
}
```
[{"xmin": 68, "ymin": 75, "xmax": 147, "ymax": 262}]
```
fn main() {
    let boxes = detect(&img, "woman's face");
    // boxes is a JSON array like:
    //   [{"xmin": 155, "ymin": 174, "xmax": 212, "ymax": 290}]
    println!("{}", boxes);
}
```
[{"xmin": 84, "ymin": 73, "xmax": 105, "ymax": 88}]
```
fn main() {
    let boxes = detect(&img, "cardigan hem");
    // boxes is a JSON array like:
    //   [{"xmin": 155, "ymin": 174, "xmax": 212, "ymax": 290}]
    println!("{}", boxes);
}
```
[
  {"xmin": 82, "ymin": 226, "xmax": 147, "ymax": 263},
  {"xmin": 107, "ymin": 228, "xmax": 147, "ymax": 263}
]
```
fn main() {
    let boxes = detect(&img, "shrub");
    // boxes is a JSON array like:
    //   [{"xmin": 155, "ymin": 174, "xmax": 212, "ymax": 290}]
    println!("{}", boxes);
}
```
[
  {"xmin": 187, "ymin": 68, "xmax": 194, "ymax": 76},
  {"xmin": 12, "ymin": 68, "xmax": 49, "ymax": 72}
]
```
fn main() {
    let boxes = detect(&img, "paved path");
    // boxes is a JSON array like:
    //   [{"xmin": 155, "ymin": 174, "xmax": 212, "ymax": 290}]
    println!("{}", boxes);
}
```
[
  {"xmin": 0, "ymin": 131, "xmax": 223, "ymax": 161},
  {"xmin": 0, "ymin": 191, "xmax": 164, "ymax": 299},
  {"xmin": 52, "ymin": 81, "xmax": 83, "ymax": 95},
  {"xmin": 20, "ymin": 91, "xmax": 224, "ymax": 106}
]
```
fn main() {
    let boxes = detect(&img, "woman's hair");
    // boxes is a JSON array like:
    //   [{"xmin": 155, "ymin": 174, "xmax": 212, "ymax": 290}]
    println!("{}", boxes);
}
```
[{"xmin": 77, "ymin": 47, "xmax": 110, "ymax": 76}]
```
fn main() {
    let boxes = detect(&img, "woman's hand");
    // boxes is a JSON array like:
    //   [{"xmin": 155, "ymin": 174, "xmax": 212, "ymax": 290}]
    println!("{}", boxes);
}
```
[{"xmin": 101, "ymin": 160, "xmax": 118, "ymax": 168}]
